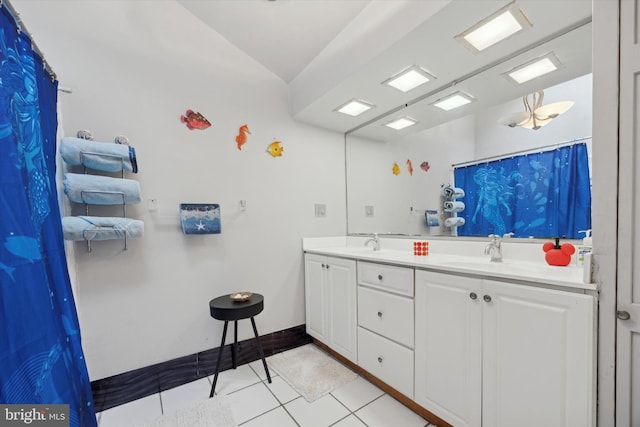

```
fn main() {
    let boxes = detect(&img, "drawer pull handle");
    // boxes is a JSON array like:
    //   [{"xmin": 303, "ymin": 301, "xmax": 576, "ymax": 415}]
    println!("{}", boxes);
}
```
[
  {"xmin": 378, "ymin": 274, "xmax": 383, "ymax": 281},
  {"xmin": 483, "ymin": 294, "xmax": 492, "ymax": 303},
  {"xmin": 377, "ymin": 356, "xmax": 383, "ymax": 363},
  {"xmin": 617, "ymin": 310, "xmax": 631, "ymax": 320},
  {"xmin": 377, "ymin": 311, "xmax": 383, "ymax": 318},
  {"xmin": 469, "ymin": 292, "xmax": 477, "ymax": 300}
]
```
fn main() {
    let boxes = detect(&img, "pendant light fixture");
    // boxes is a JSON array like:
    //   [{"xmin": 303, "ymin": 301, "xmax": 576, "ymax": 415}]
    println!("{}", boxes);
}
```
[{"xmin": 500, "ymin": 90, "xmax": 574, "ymax": 130}]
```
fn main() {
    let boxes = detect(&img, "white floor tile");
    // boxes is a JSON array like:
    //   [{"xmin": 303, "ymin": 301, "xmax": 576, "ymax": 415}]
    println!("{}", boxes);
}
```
[
  {"xmin": 240, "ymin": 406, "xmax": 298, "ymax": 427},
  {"xmin": 264, "ymin": 376, "xmax": 300, "ymax": 404},
  {"xmin": 355, "ymin": 394, "xmax": 428, "ymax": 427},
  {"xmin": 248, "ymin": 358, "xmax": 275, "ymax": 381},
  {"xmin": 226, "ymin": 382, "xmax": 280, "ymax": 424},
  {"xmin": 160, "ymin": 377, "xmax": 211, "ymax": 415},
  {"xmin": 212, "ymin": 363, "xmax": 262, "ymax": 396},
  {"xmin": 331, "ymin": 376, "xmax": 384, "ymax": 412},
  {"xmin": 98, "ymin": 394, "xmax": 162, "ymax": 427},
  {"xmin": 331, "ymin": 414, "xmax": 368, "ymax": 427},
  {"xmin": 285, "ymin": 394, "xmax": 350, "ymax": 427}
]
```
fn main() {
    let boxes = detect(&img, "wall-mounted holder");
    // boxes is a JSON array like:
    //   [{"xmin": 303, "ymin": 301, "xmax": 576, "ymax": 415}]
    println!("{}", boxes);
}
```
[{"xmin": 180, "ymin": 203, "xmax": 221, "ymax": 235}]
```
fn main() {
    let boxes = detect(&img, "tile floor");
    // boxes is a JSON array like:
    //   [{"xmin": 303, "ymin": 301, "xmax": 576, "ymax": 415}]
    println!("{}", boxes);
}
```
[{"xmin": 97, "ymin": 345, "xmax": 437, "ymax": 427}]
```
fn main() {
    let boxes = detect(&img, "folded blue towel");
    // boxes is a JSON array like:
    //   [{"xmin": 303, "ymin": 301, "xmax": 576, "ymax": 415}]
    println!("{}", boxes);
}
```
[
  {"xmin": 64, "ymin": 173, "xmax": 141, "ymax": 205},
  {"xmin": 62, "ymin": 216, "xmax": 144, "ymax": 241},
  {"xmin": 60, "ymin": 137, "xmax": 138, "ymax": 173}
]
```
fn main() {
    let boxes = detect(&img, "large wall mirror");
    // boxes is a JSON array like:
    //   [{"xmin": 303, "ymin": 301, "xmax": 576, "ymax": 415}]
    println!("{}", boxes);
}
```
[{"xmin": 345, "ymin": 0, "xmax": 592, "ymax": 239}]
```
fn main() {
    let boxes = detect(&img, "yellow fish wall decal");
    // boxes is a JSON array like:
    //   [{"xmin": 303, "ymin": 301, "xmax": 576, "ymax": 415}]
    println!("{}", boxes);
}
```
[
  {"xmin": 392, "ymin": 162, "xmax": 401, "ymax": 175},
  {"xmin": 267, "ymin": 140, "xmax": 284, "ymax": 157}
]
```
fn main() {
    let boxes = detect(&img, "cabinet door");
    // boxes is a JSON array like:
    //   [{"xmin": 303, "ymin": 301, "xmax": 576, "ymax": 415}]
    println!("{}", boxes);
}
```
[
  {"xmin": 327, "ymin": 257, "xmax": 357, "ymax": 362},
  {"xmin": 482, "ymin": 280, "xmax": 595, "ymax": 427},
  {"xmin": 415, "ymin": 271, "xmax": 482, "ymax": 427},
  {"xmin": 304, "ymin": 254, "xmax": 328, "ymax": 342}
]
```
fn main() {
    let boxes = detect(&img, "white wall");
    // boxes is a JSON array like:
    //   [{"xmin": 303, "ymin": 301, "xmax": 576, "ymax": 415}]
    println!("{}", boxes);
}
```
[{"xmin": 14, "ymin": 0, "xmax": 347, "ymax": 380}]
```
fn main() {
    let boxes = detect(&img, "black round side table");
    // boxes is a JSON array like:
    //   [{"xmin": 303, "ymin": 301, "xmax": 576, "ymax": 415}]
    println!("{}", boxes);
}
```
[{"xmin": 208, "ymin": 293, "xmax": 272, "ymax": 397}]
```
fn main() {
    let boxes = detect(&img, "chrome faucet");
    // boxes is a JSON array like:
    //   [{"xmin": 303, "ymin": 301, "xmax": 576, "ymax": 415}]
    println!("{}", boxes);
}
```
[
  {"xmin": 364, "ymin": 233, "xmax": 380, "ymax": 251},
  {"xmin": 484, "ymin": 234, "xmax": 502, "ymax": 262}
]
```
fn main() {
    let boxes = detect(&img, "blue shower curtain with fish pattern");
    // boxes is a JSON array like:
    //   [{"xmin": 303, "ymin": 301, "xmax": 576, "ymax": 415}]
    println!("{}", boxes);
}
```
[
  {"xmin": 0, "ymin": 6, "xmax": 97, "ymax": 426},
  {"xmin": 454, "ymin": 142, "xmax": 591, "ymax": 239}
]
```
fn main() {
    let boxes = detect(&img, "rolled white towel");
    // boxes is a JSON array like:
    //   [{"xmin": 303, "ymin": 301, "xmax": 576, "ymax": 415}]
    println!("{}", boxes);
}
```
[
  {"xmin": 444, "ymin": 201, "xmax": 465, "ymax": 212},
  {"xmin": 442, "ymin": 186, "xmax": 465, "ymax": 199},
  {"xmin": 64, "ymin": 173, "xmax": 141, "ymax": 205},
  {"xmin": 62, "ymin": 216, "xmax": 144, "ymax": 241},
  {"xmin": 444, "ymin": 217, "xmax": 466, "ymax": 227}
]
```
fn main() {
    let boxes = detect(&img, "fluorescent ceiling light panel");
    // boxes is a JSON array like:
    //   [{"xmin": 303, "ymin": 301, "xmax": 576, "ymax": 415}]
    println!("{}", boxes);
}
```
[
  {"xmin": 384, "ymin": 117, "xmax": 418, "ymax": 130},
  {"xmin": 383, "ymin": 66, "xmax": 435, "ymax": 92},
  {"xmin": 456, "ymin": 3, "xmax": 531, "ymax": 52},
  {"xmin": 335, "ymin": 99, "xmax": 374, "ymax": 116},
  {"xmin": 505, "ymin": 53, "xmax": 561, "ymax": 84},
  {"xmin": 432, "ymin": 92, "xmax": 474, "ymax": 111}
]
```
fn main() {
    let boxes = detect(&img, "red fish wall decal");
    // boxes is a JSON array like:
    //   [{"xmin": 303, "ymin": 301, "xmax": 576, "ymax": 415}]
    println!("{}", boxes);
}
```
[{"xmin": 180, "ymin": 109, "xmax": 211, "ymax": 130}]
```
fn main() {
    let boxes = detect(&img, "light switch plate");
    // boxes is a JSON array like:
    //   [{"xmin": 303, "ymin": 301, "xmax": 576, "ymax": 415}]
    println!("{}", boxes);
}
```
[
  {"xmin": 365, "ymin": 205, "xmax": 374, "ymax": 217},
  {"xmin": 314, "ymin": 203, "xmax": 326, "ymax": 217}
]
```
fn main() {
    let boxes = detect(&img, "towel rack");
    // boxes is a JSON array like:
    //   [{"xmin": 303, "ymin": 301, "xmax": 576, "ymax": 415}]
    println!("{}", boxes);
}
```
[
  {"xmin": 74, "ymin": 149, "xmax": 131, "ymax": 252},
  {"xmin": 82, "ymin": 227, "xmax": 128, "ymax": 253}
]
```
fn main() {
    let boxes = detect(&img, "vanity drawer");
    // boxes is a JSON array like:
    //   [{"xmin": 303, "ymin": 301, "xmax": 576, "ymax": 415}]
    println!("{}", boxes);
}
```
[
  {"xmin": 358, "ymin": 326, "xmax": 414, "ymax": 398},
  {"xmin": 358, "ymin": 286, "xmax": 414, "ymax": 348},
  {"xmin": 358, "ymin": 262, "xmax": 414, "ymax": 297}
]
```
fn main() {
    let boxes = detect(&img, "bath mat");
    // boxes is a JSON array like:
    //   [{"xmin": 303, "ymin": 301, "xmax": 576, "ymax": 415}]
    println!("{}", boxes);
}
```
[
  {"xmin": 267, "ymin": 344, "xmax": 358, "ymax": 402},
  {"xmin": 134, "ymin": 395, "xmax": 236, "ymax": 427}
]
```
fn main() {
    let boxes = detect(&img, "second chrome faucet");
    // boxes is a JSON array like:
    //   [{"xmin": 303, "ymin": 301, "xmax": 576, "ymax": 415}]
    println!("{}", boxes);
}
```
[
  {"xmin": 484, "ymin": 234, "xmax": 502, "ymax": 262},
  {"xmin": 365, "ymin": 233, "xmax": 381, "ymax": 251}
]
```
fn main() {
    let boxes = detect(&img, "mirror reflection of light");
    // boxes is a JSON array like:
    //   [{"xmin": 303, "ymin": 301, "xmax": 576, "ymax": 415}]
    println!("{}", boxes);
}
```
[
  {"xmin": 384, "ymin": 117, "xmax": 418, "ymax": 130},
  {"xmin": 507, "ymin": 55, "xmax": 560, "ymax": 84},
  {"xmin": 432, "ymin": 92, "xmax": 474, "ymax": 111}
]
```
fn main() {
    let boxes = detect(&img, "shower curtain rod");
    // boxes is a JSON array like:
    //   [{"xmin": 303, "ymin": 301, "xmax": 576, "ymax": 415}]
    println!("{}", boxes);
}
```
[
  {"xmin": 1, "ymin": 0, "xmax": 56, "ymax": 80},
  {"xmin": 451, "ymin": 135, "xmax": 592, "ymax": 168}
]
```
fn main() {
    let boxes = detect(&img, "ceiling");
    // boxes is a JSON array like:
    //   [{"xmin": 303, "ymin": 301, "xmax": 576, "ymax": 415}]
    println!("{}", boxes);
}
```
[{"xmin": 177, "ymin": 0, "xmax": 592, "ymax": 140}]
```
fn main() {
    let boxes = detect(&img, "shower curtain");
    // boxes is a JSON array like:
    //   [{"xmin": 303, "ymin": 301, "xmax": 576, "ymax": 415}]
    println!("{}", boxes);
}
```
[
  {"xmin": 454, "ymin": 142, "xmax": 592, "ymax": 239},
  {"xmin": 0, "ymin": 5, "xmax": 97, "ymax": 427}
]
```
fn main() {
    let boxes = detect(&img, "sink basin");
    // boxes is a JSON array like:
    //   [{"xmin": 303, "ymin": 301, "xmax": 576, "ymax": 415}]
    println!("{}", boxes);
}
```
[{"xmin": 438, "ymin": 259, "xmax": 545, "ymax": 274}]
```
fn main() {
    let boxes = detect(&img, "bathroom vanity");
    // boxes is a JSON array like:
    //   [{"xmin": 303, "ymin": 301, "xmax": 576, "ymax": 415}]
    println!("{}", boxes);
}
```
[{"xmin": 303, "ymin": 236, "xmax": 597, "ymax": 427}]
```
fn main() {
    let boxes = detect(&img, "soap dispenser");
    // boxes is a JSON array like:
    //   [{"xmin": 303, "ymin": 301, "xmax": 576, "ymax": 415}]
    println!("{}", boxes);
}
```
[
  {"xmin": 577, "ymin": 229, "xmax": 593, "ymax": 266},
  {"xmin": 543, "ymin": 237, "xmax": 575, "ymax": 266}
]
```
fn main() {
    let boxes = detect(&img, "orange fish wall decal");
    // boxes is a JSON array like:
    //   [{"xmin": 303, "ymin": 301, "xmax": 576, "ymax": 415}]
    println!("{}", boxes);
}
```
[
  {"xmin": 267, "ymin": 140, "xmax": 284, "ymax": 157},
  {"xmin": 180, "ymin": 109, "xmax": 211, "ymax": 130},
  {"xmin": 235, "ymin": 124, "xmax": 251, "ymax": 150}
]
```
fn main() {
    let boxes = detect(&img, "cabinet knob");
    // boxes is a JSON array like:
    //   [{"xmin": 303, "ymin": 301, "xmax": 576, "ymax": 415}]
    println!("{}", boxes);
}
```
[
  {"xmin": 378, "ymin": 274, "xmax": 383, "ymax": 281},
  {"xmin": 483, "ymin": 294, "xmax": 492, "ymax": 303},
  {"xmin": 321, "ymin": 264, "xmax": 325, "ymax": 268},
  {"xmin": 377, "ymin": 356, "xmax": 383, "ymax": 363},
  {"xmin": 377, "ymin": 311, "xmax": 383, "ymax": 318},
  {"xmin": 469, "ymin": 292, "xmax": 477, "ymax": 300},
  {"xmin": 617, "ymin": 310, "xmax": 631, "ymax": 320}
]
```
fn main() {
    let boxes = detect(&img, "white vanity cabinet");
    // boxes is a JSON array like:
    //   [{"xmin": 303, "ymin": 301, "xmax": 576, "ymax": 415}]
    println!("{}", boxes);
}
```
[
  {"xmin": 357, "ymin": 262, "xmax": 415, "ymax": 398},
  {"xmin": 304, "ymin": 254, "xmax": 357, "ymax": 363},
  {"xmin": 415, "ymin": 270, "xmax": 596, "ymax": 427}
]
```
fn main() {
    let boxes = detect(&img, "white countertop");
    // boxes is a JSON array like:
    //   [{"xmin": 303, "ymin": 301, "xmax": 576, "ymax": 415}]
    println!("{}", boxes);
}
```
[{"xmin": 303, "ymin": 237, "xmax": 597, "ymax": 292}]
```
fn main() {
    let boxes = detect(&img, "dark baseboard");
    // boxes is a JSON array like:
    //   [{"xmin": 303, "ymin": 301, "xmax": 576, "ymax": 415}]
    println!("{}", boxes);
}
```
[{"xmin": 91, "ymin": 324, "xmax": 312, "ymax": 412}]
